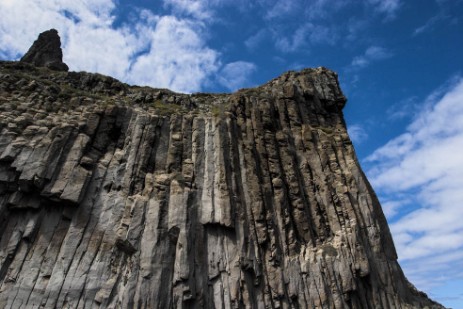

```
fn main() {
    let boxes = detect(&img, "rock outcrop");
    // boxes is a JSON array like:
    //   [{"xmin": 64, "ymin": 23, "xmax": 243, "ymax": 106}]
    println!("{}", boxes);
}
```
[
  {"xmin": 0, "ymin": 32, "xmax": 444, "ymax": 308},
  {"xmin": 20, "ymin": 29, "xmax": 69, "ymax": 72}
]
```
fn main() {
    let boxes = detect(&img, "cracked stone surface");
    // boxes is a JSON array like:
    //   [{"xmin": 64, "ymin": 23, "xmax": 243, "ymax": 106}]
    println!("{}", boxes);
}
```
[{"xmin": 0, "ymin": 55, "xmax": 445, "ymax": 308}]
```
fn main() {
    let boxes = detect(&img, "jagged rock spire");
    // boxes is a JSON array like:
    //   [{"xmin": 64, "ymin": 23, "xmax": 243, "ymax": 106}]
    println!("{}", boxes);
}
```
[{"xmin": 20, "ymin": 29, "xmax": 69, "ymax": 71}]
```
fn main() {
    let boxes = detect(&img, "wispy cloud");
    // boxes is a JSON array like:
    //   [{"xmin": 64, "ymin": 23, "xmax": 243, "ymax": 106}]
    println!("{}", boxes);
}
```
[
  {"xmin": 413, "ymin": 13, "xmax": 447, "ymax": 36},
  {"xmin": 249, "ymin": 0, "xmax": 403, "ymax": 57},
  {"xmin": 265, "ymin": 0, "xmax": 301, "ymax": 19},
  {"xmin": 347, "ymin": 124, "xmax": 368, "ymax": 144},
  {"xmin": 366, "ymin": 0, "xmax": 401, "ymax": 17},
  {"xmin": 162, "ymin": 0, "xmax": 249, "ymax": 21},
  {"xmin": 386, "ymin": 96, "xmax": 419, "ymax": 120},
  {"xmin": 413, "ymin": 0, "xmax": 462, "ymax": 36},
  {"xmin": 350, "ymin": 46, "xmax": 393, "ymax": 68},
  {"xmin": 364, "ymin": 76, "xmax": 463, "ymax": 292},
  {"xmin": 305, "ymin": 0, "xmax": 350, "ymax": 20},
  {"xmin": 273, "ymin": 23, "xmax": 337, "ymax": 52},
  {"xmin": 259, "ymin": 0, "xmax": 348, "ymax": 53},
  {"xmin": 381, "ymin": 199, "xmax": 411, "ymax": 218},
  {"xmin": 264, "ymin": 0, "xmax": 349, "ymax": 21},
  {"xmin": 273, "ymin": 24, "xmax": 310, "ymax": 52},
  {"xmin": 245, "ymin": 29, "xmax": 268, "ymax": 51},
  {"xmin": 218, "ymin": 61, "xmax": 256, "ymax": 91},
  {"xmin": 163, "ymin": 0, "xmax": 213, "ymax": 20},
  {"xmin": 345, "ymin": 18, "xmax": 368, "ymax": 42}
]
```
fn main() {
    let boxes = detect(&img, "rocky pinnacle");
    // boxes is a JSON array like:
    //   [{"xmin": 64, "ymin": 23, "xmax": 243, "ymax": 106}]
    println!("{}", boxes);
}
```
[
  {"xmin": 20, "ymin": 29, "xmax": 69, "ymax": 72},
  {"xmin": 0, "ymin": 31, "xmax": 445, "ymax": 308}
]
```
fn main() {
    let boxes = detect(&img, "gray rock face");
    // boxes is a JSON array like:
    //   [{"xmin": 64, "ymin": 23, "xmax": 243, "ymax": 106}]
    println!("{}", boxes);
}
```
[
  {"xmin": 20, "ymin": 29, "xmax": 69, "ymax": 71},
  {"xmin": 0, "ymin": 59, "xmax": 444, "ymax": 308}
]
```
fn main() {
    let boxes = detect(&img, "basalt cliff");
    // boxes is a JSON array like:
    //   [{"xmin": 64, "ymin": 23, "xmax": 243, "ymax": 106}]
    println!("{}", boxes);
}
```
[{"xmin": 0, "ymin": 30, "xmax": 444, "ymax": 308}]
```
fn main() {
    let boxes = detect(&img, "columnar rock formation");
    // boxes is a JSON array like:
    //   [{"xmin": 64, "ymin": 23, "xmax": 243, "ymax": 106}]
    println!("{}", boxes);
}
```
[
  {"xmin": 0, "ymin": 31, "xmax": 444, "ymax": 308},
  {"xmin": 20, "ymin": 29, "xmax": 69, "ymax": 72}
]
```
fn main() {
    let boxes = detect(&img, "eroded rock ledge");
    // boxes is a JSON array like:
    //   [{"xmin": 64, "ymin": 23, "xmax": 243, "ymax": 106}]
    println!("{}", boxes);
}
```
[{"xmin": 0, "ymin": 56, "xmax": 444, "ymax": 308}]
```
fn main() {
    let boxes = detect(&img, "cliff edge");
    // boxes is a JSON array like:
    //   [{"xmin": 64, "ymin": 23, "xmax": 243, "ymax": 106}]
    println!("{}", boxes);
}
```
[{"xmin": 0, "ymin": 30, "xmax": 444, "ymax": 308}]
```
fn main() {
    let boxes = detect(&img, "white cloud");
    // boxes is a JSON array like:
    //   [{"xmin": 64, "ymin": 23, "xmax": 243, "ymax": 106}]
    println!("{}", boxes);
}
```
[
  {"xmin": 413, "ymin": 12, "xmax": 447, "ymax": 36},
  {"xmin": 265, "ymin": 0, "xmax": 301, "ymax": 19},
  {"xmin": 162, "ymin": 0, "xmax": 238, "ymax": 21},
  {"xmin": 264, "ymin": 0, "xmax": 401, "ymax": 22},
  {"xmin": 0, "ymin": 0, "xmax": 223, "ymax": 93},
  {"xmin": 260, "ymin": 0, "xmax": 347, "ymax": 52},
  {"xmin": 274, "ymin": 25, "xmax": 309, "ymax": 52},
  {"xmin": 245, "ymin": 29, "xmax": 268, "ymax": 50},
  {"xmin": 274, "ymin": 23, "xmax": 337, "ymax": 52},
  {"xmin": 386, "ymin": 96, "xmax": 419, "ymax": 120},
  {"xmin": 412, "ymin": 0, "xmax": 458, "ymax": 38},
  {"xmin": 345, "ymin": 18, "xmax": 368, "ymax": 42},
  {"xmin": 347, "ymin": 124, "xmax": 368, "ymax": 144},
  {"xmin": 127, "ymin": 16, "xmax": 220, "ymax": 92},
  {"xmin": 350, "ymin": 45, "xmax": 392, "ymax": 68},
  {"xmin": 163, "ymin": 0, "xmax": 213, "ymax": 20},
  {"xmin": 366, "ymin": 0, "xmax": 401, "ymax": 16},
  {"xmin": 305, "ymin": 0, "xmax": 349, "ymax": 20},
  {"xmin": 380, "ymin": 199, "xmax": 409, "ymax": 218},
  {"xmin": 364, "ymin": 77, "xmax": 463, "ymax": 292},
  {"xmin": 218, "ymin": 61, "xmax": 256, "ymax": 91},
  {"xmin": 264, "ymin": 0, "xmax": 349, "ymax": 21},
  {"xmin": 251, "ymin": 0, "xmax": 402, "ymax": 56}
]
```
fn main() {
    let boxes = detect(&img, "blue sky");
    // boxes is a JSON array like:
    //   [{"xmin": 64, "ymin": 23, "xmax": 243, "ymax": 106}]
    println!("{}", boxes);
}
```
[{"xmin": 1, "ymin": 0, "xmax": 462, "ymax": 307}]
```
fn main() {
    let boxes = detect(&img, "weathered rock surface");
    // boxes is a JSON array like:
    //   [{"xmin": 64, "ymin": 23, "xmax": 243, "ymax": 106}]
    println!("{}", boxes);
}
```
[
  {"xmin": 0, "ymin": 39, "xmax": 444, "ymax": 308},
  {"xmin": 20, "ymin": 29, "xmax": 69, "ymax": 72}
]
